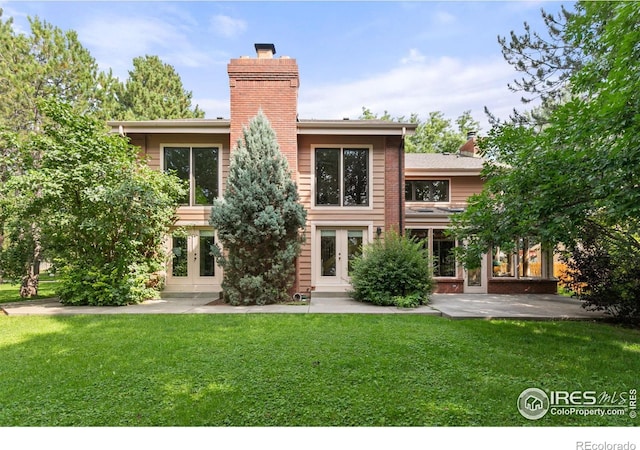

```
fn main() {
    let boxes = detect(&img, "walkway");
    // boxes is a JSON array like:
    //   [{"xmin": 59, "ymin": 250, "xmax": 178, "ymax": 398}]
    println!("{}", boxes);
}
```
[{"xmin": 1, "ymin": 293, "xmax": 609, "ymax": 320}]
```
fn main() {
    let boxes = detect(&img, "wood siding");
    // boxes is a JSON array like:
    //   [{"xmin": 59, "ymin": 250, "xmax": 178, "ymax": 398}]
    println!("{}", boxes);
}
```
[{"xmin": 297, "ymin": 135, "xmax": 391, "ymax": 293}]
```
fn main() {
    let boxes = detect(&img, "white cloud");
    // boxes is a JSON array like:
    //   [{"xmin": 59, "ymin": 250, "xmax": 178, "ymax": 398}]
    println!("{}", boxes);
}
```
[
  {"xmin": 194, "ymin": 97, "xmax": 229, "ymax": 119},
  {"xmin": 401, "ymin": 49, "xmax": 426, "ymax": 65},
  {"xmin": 76, "ymin": 16, "xmax": 214, "ymax": 80},
  {"xmin": 210, "ymin": 14, "xmax": 247, "ymax": 39},
  {"xmin": 434, "ymin": 10, "xmax": 457, "ymax": 25},
  {"xmin": 299, "ymin": 54, "xmax": 528, "ymax": 131}
]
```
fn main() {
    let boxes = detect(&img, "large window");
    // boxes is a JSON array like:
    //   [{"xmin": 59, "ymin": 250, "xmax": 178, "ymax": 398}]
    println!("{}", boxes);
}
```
[
  {"xmin": 407, "ymin": 228, "xmax": 457, "ymax": 277},
  {"xmin": 405, "ymin": 180, "xmax": 450, "ymax": 202},
  {"xmin": 315, "ymin": 148, "xmax": 369, "ymax": 207},
  {"xmin": 164, "ymin": 146, "xmax": 219, "ymax": 206}
]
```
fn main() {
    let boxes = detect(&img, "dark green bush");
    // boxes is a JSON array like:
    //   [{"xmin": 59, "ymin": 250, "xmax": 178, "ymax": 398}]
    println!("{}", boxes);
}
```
[
  {"xmin": 560, "ymin": 233, "xmax": 640, "ymax": 324},
  {"xmin": 349, "ymin": 230, "xmax": 433, "ymax": 306},
  {"xmin": 57, "ymin": 263, "xmax": 159, "ymax": 306}
]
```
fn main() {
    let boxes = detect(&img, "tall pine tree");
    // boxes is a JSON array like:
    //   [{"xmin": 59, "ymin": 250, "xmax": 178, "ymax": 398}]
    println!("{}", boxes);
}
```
[
  {"xmin": 120, "ymin": 55, "xmax": 204, "ymax": 120},
  {"xmin": 210, "ymin": 113, "xmax": 306, "ymax": 305}
]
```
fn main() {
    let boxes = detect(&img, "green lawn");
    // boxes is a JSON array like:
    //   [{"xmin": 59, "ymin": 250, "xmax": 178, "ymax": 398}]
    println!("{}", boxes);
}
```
[
  {"xmin": 0, "ymin": 314, "xmax": 638, "ymax": 426},
  {"xmin": 0, "ymin": 279, "xmax": 61, "ymax": 304}
]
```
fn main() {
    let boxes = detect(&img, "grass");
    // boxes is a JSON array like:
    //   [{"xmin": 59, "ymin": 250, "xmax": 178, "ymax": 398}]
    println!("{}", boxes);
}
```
[
  {"xmin": 0, "ymin": 314, "xmax": 638, "ymax": 426},
  {"xmin": 0, "ymin": 279, "xmax": 61, "ymax": 304}
]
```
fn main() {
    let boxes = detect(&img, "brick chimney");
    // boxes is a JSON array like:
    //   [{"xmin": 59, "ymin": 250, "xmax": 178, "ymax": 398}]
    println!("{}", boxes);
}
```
[
  {"xmin": 459, "ymin": 131, "xmax": 479, "ymax": 157},
  {"xmin": 228, "ymin": 43, "xmax": 299, "ymax": 175}
]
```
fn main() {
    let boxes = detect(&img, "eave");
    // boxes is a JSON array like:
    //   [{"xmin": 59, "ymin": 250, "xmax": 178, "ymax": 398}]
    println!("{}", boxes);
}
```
[{"xmin": 108, "ymin": 119, "xmax": 231, "ymax": 135}]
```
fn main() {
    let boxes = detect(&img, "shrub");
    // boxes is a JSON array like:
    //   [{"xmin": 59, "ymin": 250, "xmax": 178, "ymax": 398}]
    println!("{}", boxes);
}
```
[
  {"xmin": 57, "ymin": 263, "xmax": 159, "ymax": 306},
  {"xmin": 560, "ymin": 233, "xmax": 640, "ymax": 324},
  {"xmin": 350, "ymin": 230, "xmax": 433, "ymax": 306}
]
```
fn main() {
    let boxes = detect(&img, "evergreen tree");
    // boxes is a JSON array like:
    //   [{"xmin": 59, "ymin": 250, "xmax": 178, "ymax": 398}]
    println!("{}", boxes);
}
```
[
  {"xmin": 120, "ymin": 55, "xmax": 204, "ymax": 120},
  {"xmin": 210, "ymin": 113, "xmax": 307, "ymax": 305}
]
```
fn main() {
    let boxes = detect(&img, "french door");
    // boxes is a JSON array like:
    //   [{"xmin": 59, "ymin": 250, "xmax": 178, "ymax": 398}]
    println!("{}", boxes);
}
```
[
  {"xmin": 167, "ymin": 228, "xmax": 220, "ymax": 292},
  {"xmin": 316, "ymin": 227, "xmax": 367, "ymax": 290}
]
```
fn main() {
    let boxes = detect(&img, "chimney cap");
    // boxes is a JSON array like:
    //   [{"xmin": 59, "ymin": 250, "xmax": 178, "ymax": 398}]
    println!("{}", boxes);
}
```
[{"xmin": 255, "ymin": 43, "xmax": 276, "ymax": 58}]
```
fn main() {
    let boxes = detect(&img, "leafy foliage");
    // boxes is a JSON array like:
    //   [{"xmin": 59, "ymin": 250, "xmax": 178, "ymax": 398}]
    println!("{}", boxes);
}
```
[
  {"xmin": 210, "ymin": 112, "xmax": 306, "ymax": 305},
  {"xmin": 451, "ymin": 1, "xmax": 640, "ymax": 322},
  {"xmin": 359, "ymin": 107, "xmax": 480, "ymax": 154},
  {"xmin": 0, "ymin": 100, "xmax": 185, "ymax": 305},
  {"xmin": 349, "ymin": 230, "xmax": 433, "ymax": 306},
  {"xmin": 560, "ymin": 232, "xmax": 640, "ymax": 323}
]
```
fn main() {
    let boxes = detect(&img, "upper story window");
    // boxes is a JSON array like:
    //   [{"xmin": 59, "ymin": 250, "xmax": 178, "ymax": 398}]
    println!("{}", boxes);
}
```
[
  {"xmin": 163, "ymin": 146, "xmax": 219, "ymax": 206},
  {"xmin": 405, "ymin": 180, "xmax": 450, "ymax": 202},
  {"xmin": 315, "ymin": 147, "xmax": 369, "ymax": 207}
]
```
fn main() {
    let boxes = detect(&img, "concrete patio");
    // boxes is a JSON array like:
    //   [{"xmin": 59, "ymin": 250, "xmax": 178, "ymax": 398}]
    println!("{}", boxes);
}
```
[{"xmin": 1, "ymin": 292, "xmax": 609, "ymax": 320}]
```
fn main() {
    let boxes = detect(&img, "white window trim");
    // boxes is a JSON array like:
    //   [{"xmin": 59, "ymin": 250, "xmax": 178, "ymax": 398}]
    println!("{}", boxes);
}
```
[
  {"xmin": 311, "ymin": 144, "xmax": 374, "ymax": 211},
  {"xmin": 160, "ymin": 143, "xmax": 224, "ymax": 208},
  {"xmin": 405, "ymin": 178, "xmax": 452, "ymax": 204}
]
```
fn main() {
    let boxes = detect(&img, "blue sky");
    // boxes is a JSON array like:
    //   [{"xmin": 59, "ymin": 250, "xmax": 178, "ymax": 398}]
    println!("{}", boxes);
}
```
[{"xmin": 2, "ymin": 1, "xmax": 573, "ymax": 129}]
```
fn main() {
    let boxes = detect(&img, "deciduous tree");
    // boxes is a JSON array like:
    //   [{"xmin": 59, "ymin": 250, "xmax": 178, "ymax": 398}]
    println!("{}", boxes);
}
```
[
  {"xmin": 451, "ymin": 1, "xmax": 640, "ymax": 321},
  {"xmin": 1, "ymin": 100, "xmax": 185, "ymax": 305}
]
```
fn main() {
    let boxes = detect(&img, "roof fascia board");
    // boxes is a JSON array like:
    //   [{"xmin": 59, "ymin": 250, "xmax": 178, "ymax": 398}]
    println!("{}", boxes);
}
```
[{"xmin": 405, "ymin": 168, "xmax": 483, "ymax": 177}]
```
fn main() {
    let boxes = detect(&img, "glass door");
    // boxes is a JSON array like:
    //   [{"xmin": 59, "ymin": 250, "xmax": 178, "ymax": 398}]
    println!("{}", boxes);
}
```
[
  {"xmin": 167, "ymin": 228, "xmax": 220, "ymax": 291},
  {"xmin": 317, "ymin": 228, "xmax": 366, "ymax": 289}
]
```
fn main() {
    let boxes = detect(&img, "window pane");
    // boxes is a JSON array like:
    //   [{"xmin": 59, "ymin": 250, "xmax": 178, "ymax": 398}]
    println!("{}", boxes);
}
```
[
  {"xmin": 343, "ymin": 149, "xmax": 368, "ymax": 206},
  {"xmin": 519, "ymin": 239, "xmax": 542, "ymax": 278},
  {"xmin": 407, "ymin": 228, "xmax": 429, "ymax": 250},
  {"xmin": 199, "ymin": 230, "xmax": 215, "ymax": 277},
  {"xmin": 193, "ymin": 147, "xmax": 218, "ymax": 205},
  {"xmin": 433, "ymin": 229, "xmax": 455, "ymax": 277},
  {"xmin": 405, "ymin": 182, "xmax": 413, "ymax": 201},
  {"xmin": 316, "ymin": 149, "xmax": 340, "ymax": 205},
  {"xmin": 347, "ymin": 230, "xmax": 363, "ymax": 275},
  {"xmin": 415, "ymin": 181, "xmax": 429, "ymax": 201},
  {"xmin": 493, "ymin": 246, "xmax": 514, "ymax": 277},
  {"xmin": 320, "ymin": 230, "xmax": 336, "ymax": 276},
  {"xmin": 164, "ymin": 147, "xmax": 190, "ymax": 205},
  {"xmin": 430, "ymin": 180, "xmax": 449, "ymax": 202},
  {"xmin": 171, "ymin": 236, "xmax": 188, "ymax": 277},
  {"xmin": 467, "ymin": 267, "xmax": 482, "ymax": 286}
]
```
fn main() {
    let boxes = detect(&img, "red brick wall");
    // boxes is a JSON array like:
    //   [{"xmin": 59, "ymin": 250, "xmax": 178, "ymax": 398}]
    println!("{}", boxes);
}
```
[
  {"xmin": 227, "ymin": 57, "xmax": 299, "ymax": 176},
  {"xmin": 228, "ymin": 55, "xmax": 300, "ymax": 293},
  {"xmin": 488, "ymin": 279, "xmax": 558, "ymax": 294},
  {"xmin": 434, "ymin": 279, "xmax": 465, "ymax": 294},
  {"xmin": 385, "ymin": 136, "xmax": 403, "ymax": 233}
]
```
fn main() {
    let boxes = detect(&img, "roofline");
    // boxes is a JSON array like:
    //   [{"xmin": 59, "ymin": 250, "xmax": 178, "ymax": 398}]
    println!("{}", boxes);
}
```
[
  {"xmin": 107, "ymin": 119, "xmax": 231, "ymax": 134},
  {"xmin": 405, "ymin": 167, "xmax": 483, "ymax": 177},
  {"xmin": 107, "ymin": 119, "xmax": 417, "ymax": 137},
  {"xmin": 297, "ymin": 120, "xmax": 417, "ymax": 136}
]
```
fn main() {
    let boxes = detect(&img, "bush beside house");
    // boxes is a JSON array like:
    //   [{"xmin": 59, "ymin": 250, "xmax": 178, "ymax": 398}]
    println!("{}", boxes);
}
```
[{"xmin": 349, "ymin": 231, "xmax": 433, "ymax": 307}]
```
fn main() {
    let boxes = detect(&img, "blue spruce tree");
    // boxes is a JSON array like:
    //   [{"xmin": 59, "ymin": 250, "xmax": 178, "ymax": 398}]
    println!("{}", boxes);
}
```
[{"xmin": 210, "ymin": 112, "xmax": 307, "ymax": 305}]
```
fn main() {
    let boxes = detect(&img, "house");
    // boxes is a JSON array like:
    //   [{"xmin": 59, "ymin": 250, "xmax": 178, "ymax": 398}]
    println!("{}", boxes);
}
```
[
  {"xmin": 406, "ymin": 134, "xmax": 557, "ymax": 294},
  {"xmin": 109, "ymin": 43, "xmax": 557, "ymax": 297}
]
